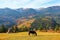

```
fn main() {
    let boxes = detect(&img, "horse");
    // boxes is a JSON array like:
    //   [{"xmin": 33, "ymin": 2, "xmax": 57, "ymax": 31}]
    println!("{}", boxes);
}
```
[{"xmin": 28, "ymin": 31, "xmax": 37, "ymax": 36}]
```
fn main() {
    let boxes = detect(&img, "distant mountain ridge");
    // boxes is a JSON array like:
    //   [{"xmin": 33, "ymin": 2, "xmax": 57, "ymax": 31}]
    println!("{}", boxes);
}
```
[{"xmin": 0, "ymin": 6, "xmax": 60, "ymax": 27}]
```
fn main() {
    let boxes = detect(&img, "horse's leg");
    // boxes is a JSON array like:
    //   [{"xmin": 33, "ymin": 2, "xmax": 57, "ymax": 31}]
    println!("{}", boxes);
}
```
[
  {"xmin": 28, "ymin": 32, "xmax": 30, "ymax": 36},
  {"xmin": 35, "ymin": 32, "xmax": 37, "ymax": 36}
]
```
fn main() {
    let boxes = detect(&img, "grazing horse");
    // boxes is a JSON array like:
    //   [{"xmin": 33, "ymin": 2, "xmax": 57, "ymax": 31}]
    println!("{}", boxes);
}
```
[{"xmin": 28, "ymin": 31, "xmax": 37, "ymax": 36}]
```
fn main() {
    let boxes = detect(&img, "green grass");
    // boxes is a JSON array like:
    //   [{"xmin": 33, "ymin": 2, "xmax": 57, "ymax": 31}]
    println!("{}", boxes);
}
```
[{"xmin": 0, "ymin": 32, "xmax": 60, "ymax": 40}]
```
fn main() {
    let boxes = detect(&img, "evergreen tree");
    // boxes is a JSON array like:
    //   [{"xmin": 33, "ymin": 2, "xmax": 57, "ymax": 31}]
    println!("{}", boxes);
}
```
[
  {"xmin": 2, "ymin": 24, "xmax": 6, "ymax": 32},
  {"xmin": 38, "ymin": 23, "xmax": 43, "ymax": 31},
  {"xmin": 55, "ymin": 25, "xmax": 59, "ymax": 32},
  {"xmin": 0, "ymin": 24, "xmax": 6, "ymax": 33}
]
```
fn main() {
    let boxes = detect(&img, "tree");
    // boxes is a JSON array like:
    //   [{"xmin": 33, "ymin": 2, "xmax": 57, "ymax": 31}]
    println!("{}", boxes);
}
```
[
  {"xmin": 0, "ymin": 24, "xmax": 6, "ymax": 33},
  {"xmin": 50, "ymin": 18, "xmax": 57, "ymax": 30},
  {"xmin": 12, "ymin": 25, "xmax": 19, "ymax": 33},
  {"xmin": 54, "ymin": 23, "xmax": 60, "ymax": 32},
  {"xmin": 38, "ymin": 23, "xmax": 43, "ymax": 31},
  {"xmin": 0, "ymin": 25, "xmax": 3, "ymax": 33},
  {"xmin": 2, "ymin": 24, "xmax": 6, "ymax": 32}
]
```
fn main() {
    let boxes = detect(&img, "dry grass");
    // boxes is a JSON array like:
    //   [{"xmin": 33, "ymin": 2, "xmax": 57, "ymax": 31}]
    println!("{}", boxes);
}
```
[
  {"xmin": 0, "ymin": 32, "xmax": 60, "ymax": 40},
  {"xmin": 18, "ymin": 19, "xmax": 35, "ymax": 28}
]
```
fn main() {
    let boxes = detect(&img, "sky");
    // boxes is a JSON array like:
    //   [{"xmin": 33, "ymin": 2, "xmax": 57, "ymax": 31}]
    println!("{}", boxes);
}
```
[{"xmin": 0, "ymin": 0, "xmax": 60, "ymax": 9}]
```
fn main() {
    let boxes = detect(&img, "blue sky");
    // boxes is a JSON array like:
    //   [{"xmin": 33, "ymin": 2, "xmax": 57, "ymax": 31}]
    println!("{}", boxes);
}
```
[{"xmin": 0, "ymin": 0, "xmax": 60, "ymax": 9}]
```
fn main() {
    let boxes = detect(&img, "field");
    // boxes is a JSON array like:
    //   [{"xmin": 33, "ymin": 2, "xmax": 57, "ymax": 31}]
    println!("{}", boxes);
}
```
[{"xmin": 0, "ymin": 32, "xmax": 60, "ymax": 40}]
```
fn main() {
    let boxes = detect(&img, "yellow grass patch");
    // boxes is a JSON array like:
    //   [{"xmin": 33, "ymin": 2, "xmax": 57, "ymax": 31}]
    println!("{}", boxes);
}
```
[{"xmin": 0, "ymin": 32, "xmax": 60, "ymax": 40}]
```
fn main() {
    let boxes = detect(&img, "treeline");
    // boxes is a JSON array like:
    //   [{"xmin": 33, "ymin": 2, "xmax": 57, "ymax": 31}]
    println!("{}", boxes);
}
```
[
  {"xmin": 31, "ymin": 17, "xmax": 60, "ymax": 32},
  {"xmin": 0, "ymin": 17, "xmax": 60, "ymax": 33},
  {"xmin": 0, "ymin": 24, "xmax": 29, "ymax": 33}
]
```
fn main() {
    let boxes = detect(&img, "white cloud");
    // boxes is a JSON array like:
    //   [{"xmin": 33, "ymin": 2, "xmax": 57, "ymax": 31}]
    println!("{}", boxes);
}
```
[
  {"xmin": 0, "ymin": 0, "xmax": 60, "ymax": 9},
  {"xmin": 23, "ymin": 0, "xmax": 52, "ymax": 8},
  {"xmin": 39, "ymin": 1, "xmax": 60, "ymax": 8},
  {"xmin": 0, "ymin": 0, "xmax": 32, "ymax": 8}
]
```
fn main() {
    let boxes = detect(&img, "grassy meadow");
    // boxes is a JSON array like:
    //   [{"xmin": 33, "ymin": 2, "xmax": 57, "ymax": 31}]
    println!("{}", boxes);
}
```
[{"xmin": 0, "ymin": 32, "xmax": 60, "ymax": 40}]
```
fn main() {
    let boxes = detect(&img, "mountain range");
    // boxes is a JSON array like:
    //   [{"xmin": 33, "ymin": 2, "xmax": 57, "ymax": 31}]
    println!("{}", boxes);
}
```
[{"xmin": 0, "ymin": 6, "xmax": 60, "ymax": 27}]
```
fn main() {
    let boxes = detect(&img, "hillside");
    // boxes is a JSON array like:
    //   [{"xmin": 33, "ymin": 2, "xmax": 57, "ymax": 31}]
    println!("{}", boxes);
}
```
[{"xmin": 17, "ymin": 19, "xmax": 35, "ymax": 28}]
